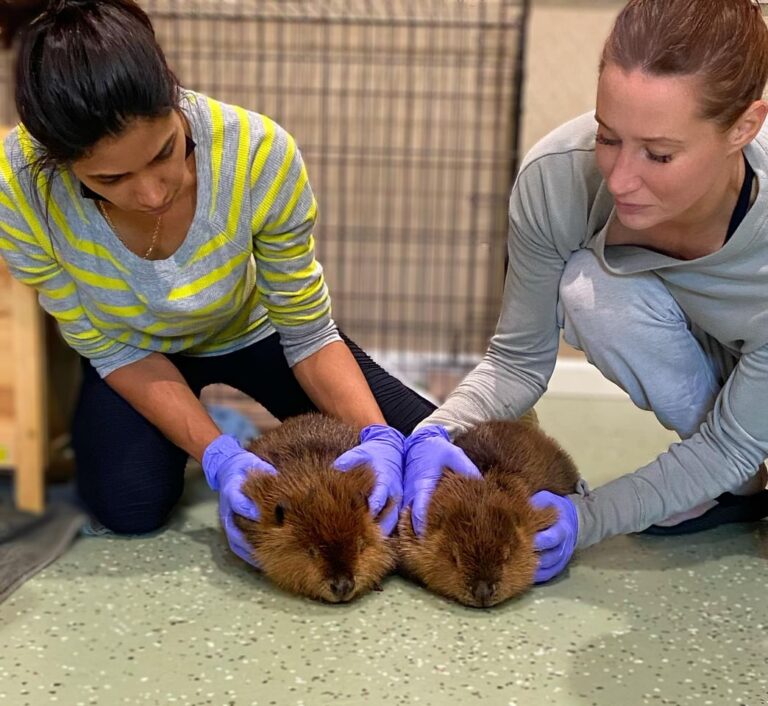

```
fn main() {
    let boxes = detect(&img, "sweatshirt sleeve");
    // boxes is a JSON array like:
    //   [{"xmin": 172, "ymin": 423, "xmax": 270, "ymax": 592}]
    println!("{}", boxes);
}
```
[
  {"xmin": 572, "ymin": 343, "xmax": 768, "ymax": 548},
  {"xmin": 249, "ymin": 117, "xmax": 340, "ymax": 367},
  {"xmin": 0, "ymin": 157, "xmax": 150, "ymax": 378},
  {"xmin": 416, "ymin": 157, "xmax": 573, "ymax": 436}
]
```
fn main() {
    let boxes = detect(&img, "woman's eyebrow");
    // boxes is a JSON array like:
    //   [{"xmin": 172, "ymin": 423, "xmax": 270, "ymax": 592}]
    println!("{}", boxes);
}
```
[
  {"xmin": 89, "ymin": 133, "xmax": 176, "ymax": 179},
  {"xmin": 595, "ymin": 114, "xmax": 684, "ymax": 145}
]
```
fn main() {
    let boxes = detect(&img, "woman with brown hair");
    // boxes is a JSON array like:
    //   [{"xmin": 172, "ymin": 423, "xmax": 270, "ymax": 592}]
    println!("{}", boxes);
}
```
[{"xmin": 405, "ymin": 0, "xmax": 768, "ymax": 583}]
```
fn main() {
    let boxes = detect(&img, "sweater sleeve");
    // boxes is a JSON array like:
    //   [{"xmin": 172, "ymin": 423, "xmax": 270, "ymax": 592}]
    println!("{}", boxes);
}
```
[
  {"xmin": 249, "ymin": 118, "xmax": 340, "ymax": 367},
  {"xmin": 572, "ymin": 343, "xmax": 768, "ymax": 548},
  {"xmin": 0, "ymin": 165, "xmax": 150, "ymax": 377}
]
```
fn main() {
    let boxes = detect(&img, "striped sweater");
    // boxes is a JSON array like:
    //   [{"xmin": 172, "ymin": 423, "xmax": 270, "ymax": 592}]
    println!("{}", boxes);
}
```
[{"xmin": 0, "ymin": 90, "xmax": 339, "ymax": 378}]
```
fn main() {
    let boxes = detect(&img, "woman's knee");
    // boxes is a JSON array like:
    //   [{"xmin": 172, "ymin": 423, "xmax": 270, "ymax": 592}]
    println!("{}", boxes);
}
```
[
  {"xmin": 71, "ymin": 362, "xmax": 189, "ymax": 533},
  {"xmin": 557, "ymin": 250, "xmax": 724, "ymax": 436},
  {"xmin": 558, "ymin": 248, "xmax": 685, "ymax": 349},
  {"xmin": 77, "ymin": 470, "xmax": 185, "ymax": 535},
  {"xmin": 73, "ymin": 431, "xmax": 188, "ymax": 534}
]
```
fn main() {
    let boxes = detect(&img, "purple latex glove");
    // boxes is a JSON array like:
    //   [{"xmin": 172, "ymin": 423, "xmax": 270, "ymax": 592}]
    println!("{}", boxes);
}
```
[
  {"xmin": 403, "ymin": 425, "xmax": 483, "ymax": 536},
  {"xmin": 202, "ymin": 434, "xmax": 278, "ymax": 567},
  {"xmin": 333, "ymin": 424, "xmax": 405, "ymax": 536},
  {"xmin": 531, "ymin": 491, "xmax": 578, "ymax": 583}
]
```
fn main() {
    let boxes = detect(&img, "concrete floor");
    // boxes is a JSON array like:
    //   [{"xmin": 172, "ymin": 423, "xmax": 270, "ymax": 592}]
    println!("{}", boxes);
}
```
[{"xmin": 1, "ymin": 396, "xmax": 766, "ymax": 706}]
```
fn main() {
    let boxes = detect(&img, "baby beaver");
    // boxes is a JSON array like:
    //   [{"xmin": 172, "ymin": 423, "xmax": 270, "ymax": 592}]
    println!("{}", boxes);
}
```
[
  {"xmin": 233, "ymin": 414, "xmax": 396, "ymax": 603},
  {"xmin": 397, "ymin": 419, "xmax": 580, "ymax": 608}
]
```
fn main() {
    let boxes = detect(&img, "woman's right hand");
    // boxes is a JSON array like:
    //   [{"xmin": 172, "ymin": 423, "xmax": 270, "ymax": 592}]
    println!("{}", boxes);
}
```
[
  {"xmin": 531, "ymin": 491, "xmax": 579, "ymax": 583},
  {"xmin": 202, "ymin": 434, "xmax": 278, "ymax": 567},
  {"xmin": 403, "ymin": 425, "xmax": 483, "ymax": 536}
]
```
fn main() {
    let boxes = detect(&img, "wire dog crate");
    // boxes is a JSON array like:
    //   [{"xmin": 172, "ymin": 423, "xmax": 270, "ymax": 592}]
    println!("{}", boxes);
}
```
[{"xmin": 0, "ymin": 0, "xmax": 529, "ymax": 411}]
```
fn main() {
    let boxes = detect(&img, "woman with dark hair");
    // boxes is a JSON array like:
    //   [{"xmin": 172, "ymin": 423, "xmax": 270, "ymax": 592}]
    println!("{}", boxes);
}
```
[
  {"xmin": 404, "ymin": 0, "xmax": 768, "ymax": 586},
  {"xmin": 0, "ymin": 0, "xmax": 436, "ymax": 564}
]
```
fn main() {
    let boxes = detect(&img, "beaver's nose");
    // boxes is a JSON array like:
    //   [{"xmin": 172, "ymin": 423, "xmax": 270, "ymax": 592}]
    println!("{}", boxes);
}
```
[
  {"xmin": 330, "ymin": 576, "xmax": 356, "ymax": 601},
  {"xmin": 473, "ymin": 581, "xmax": 497, "ymax": 607}
]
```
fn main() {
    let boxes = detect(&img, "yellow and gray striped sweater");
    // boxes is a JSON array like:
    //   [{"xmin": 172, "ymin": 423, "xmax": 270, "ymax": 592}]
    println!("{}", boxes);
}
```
[{"xmin": 0, "ymin": 90, "xmax": 339, "ymax": 377}]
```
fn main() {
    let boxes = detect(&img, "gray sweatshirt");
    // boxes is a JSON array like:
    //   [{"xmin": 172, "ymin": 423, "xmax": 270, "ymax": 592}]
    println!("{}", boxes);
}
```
[{"xmin": 419, "ymin": 111, "xmax": 768, "ymax": 549}]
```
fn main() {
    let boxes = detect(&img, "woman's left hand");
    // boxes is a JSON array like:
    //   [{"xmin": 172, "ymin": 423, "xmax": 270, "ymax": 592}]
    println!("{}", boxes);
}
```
[{"xmin": 333, "ymin": 424, "xmax": 406, "ymax": 536}]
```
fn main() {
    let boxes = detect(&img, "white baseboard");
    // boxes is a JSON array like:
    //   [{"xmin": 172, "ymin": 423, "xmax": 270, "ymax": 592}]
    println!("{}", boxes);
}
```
[
  {"xmin": 548, "ymin": 358, "xmax": 628, "ymax": 400},
  {"xmin": 368, "ymin": 347, "xmax": 629, "ymax": 401}
]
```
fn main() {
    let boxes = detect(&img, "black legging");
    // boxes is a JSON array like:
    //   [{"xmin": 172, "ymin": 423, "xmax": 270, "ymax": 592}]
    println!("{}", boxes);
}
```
[{"xmin": 71, "ymin": 332, "xmax": 436, "ymax": 534}]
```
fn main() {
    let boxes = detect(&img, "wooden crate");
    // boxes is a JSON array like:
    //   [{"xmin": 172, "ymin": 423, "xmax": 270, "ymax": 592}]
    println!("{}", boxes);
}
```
[{"xmin": 0, "ymin": 125, "xmax": 50, "ymax": 513}]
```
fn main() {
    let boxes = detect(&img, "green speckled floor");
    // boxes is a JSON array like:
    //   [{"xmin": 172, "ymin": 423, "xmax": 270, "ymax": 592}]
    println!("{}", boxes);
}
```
[{"xmin": 1, "ymin": 397, "xmax": 767, "ymax": 706}]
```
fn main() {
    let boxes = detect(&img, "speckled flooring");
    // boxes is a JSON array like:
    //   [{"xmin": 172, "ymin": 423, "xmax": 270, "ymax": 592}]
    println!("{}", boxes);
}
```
[{"xmin": 1, "ymin": 396, "xmax": 767, "ymax": 706}]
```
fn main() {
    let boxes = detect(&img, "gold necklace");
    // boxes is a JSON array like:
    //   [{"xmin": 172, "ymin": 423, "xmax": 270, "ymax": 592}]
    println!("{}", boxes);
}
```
[{"xmin": 97, "ymin": 201, "xmax": 162, "ymax": 259}]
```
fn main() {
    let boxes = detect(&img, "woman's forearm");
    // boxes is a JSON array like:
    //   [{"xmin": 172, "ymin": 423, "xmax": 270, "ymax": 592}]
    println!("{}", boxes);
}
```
[
  {"xmin": 104, "ymin": 352, "xmax": 221, "ymax": 462},
  {"xmin": 292, "ymin": 340, "xmax": 385, "ymax": 430}
]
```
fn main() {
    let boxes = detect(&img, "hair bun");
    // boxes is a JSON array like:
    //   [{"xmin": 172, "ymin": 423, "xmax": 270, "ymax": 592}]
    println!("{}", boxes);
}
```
[
  {"xmin": 1, "ymin": 0, "xmax": 108, "ymax": 47},
  {"xmin": 45, "ymin": 0, "xmax": 99, "ymax": 12}
]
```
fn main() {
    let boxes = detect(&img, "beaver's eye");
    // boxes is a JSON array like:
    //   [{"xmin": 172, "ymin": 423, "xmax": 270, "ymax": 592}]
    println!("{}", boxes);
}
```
[
  {"xmin": 307, "ymin": 546, "xmax": 319, "ymax": 559},
  {"xmin": 275, "ymin": 503, "xmax": 287, "ymax": 525}
]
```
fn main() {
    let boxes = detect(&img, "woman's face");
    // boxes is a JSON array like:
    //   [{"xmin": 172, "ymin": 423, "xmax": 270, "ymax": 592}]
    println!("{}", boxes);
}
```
[
  {"xmin": 594, "ymin": 63, "xmax": 739, "ymax": 232},
  {"xmin": 71, "ymin": 110, "xmax": 189, "ymax": 215}
]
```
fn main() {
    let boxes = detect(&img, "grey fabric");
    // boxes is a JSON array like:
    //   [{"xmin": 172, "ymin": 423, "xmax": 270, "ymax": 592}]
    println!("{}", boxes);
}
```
[{"xmin": 0, "ymin": 499, "xmax": 86, "ymax": 604}]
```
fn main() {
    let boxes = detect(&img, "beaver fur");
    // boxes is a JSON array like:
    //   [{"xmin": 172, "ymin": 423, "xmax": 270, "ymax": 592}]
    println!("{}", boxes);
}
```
[
  {"xmin": 396, "ymin": 418, "xmax": 580, "ymax": 608},
  {"xmin": 233, "ymin": 414, "xmax": 396, "ymax": 603},
  {"xmin": 233, "ymin": 412, "xmax": 579, "ymax": 608}
]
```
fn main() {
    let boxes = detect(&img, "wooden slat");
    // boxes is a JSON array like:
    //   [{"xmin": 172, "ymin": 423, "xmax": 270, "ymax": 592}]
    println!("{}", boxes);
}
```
[{"xmin": 11, "ymin": 276, "xmax": 46, "ymax": 513}]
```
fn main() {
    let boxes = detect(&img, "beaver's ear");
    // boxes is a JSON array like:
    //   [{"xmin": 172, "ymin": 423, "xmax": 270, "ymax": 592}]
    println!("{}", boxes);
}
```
[
  {"xmin": 435, "ymin": 467, "xmax": 476, "ymax": 499},
  {"xmin": 355, "ymin": 491, "xmax": 370, "ymax": 513},
  {"xmin": 529, "ymin": 504, "xmax": 558, "ymax": 533},
  {"xmin": 339, "ymin": 465, "xmax": 376, "ymax": 499},
  {"xmin": 422, "ymin": 488, "xmax": 457, "ymax": 533},
  {"xmin": 427, "ymin": 468, "xmax": 482, "ymax": 532},
  {"xmin": 423, "ymin": 469, "xmax": 462, "ymax": 531},
  {"xmin": 242, "ymin": 471, "xmax": 278, "ymax": 508},
  {"xmin": 373, "ymin": 496, "xmax": 394, "ymax": 523},
  {"xmin": 424, "ymin": 500, "xmax": 461, "ymax": 535}
]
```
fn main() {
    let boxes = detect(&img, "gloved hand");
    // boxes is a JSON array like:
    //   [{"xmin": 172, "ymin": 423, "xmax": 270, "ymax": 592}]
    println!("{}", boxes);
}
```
[
  {"xmin": 531, "ymin": 491, "xmax": 578, "ymax": 583},
  {"xmin": 333, "ymin": 424, "xmax": 405, "ymax": 536},
  {"xmin": 403, "ymin": 425, "xmax": 483, "ymax": 536},
  {"xmin": 202, "ymin": 434, "xmax": 278, "ymax": 567}
]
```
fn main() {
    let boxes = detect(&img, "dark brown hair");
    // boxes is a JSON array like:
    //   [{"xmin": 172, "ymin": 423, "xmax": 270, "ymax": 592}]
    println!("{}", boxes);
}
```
[
  {"xmin": 10, "ymin": 0, "xmax": 179, "ymax": 168},
  {"xmin": 601, "ymin": 0, "xmax": 768, "ymax": 129}
]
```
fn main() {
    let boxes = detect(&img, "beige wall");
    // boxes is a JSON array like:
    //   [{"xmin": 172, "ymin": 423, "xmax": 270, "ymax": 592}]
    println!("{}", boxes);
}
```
[
  {"xmin": 521, "ymin": 2, "xmax": 621, "ymax": 155},
  {"xmin": 522, "ymin": 1, "xmax": 768, "ymax": 154}
]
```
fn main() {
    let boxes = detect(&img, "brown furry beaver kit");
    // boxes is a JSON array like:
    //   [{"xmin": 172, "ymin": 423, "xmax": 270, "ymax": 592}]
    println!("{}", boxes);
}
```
[
  {"xmin": 397, "ymin": 418, "xmax": 580, "ymax": 608},
  {"xmin": 233, "ymin": 414, "xmax": 397, "ymax": 603}
]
